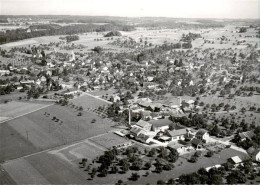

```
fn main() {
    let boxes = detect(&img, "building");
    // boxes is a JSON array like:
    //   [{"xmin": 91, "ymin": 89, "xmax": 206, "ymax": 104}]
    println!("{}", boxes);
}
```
[
  {"xmin": 229, "ymin": 156, "xmax": 242, "ymax": 164},
  {"xmin": 239, "ymin": 130, "xmax": 255, "ymax": 141},
  {"xmin": 166, "ymin": 129, "xmax": 187, "ymax": 141},
  {"xmin": 135, "ymin": 120, "xmax": 152, "ymax": 131},
  {"xmin": 167, "ymin": 142, "xmax": 194, "ymax": 154},
  {"xmin": 195, "ymin": 129, "xmax": 209, "ymax": 142},
  {"xmin": 191, "ymin": 138, "xmax": 203, "ymax": 149}
]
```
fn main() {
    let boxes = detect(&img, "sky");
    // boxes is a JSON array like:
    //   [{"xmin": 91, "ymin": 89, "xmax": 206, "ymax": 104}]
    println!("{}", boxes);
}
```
[{"xmin": 0, "ymin": 0, "xmax": 259, "ymax": 19}]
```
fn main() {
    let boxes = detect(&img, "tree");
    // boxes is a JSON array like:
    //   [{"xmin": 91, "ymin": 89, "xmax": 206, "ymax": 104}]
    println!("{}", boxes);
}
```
[
  {"xmin": 167, "ymin": 178, "xmax": 175, "ymax": 185},
  {"xmin": 206, "ymin": 150, "xmax": 214, "ymax": 157},
  {"xmin": 131, "ymin": 172, "xmax": 140, "ymax": 181},
  {"xmin": 168, "ymin": 123, "xmax": 175, "ymax": 131},
  {"xmin": 144, "ymin": 162, "xmax": 151, "ymax": 170},
  {"xmin": 157, "ymin": 180, "xmax": 166, "ymax": 185}
]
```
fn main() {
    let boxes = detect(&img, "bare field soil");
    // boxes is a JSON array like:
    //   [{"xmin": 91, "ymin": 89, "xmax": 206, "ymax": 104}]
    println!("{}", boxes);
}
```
[
  {"xmin": 0, "ymin": 101, "xmax": 51, "ymax": 121},
  {"xmin": 0, "ymin": 122, "xmax": 37, "ymax": 162}
]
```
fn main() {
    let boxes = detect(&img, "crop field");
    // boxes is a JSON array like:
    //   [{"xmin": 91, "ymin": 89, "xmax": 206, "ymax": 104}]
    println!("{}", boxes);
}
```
[
  {"xmin": 2, "ymin": 152, "xmax": 87, "ymax": 184},
  {"xmin": 90, "ymin": 132, "xmax": 131, "ymax": 149},
  {"xmin": 0, "ymin": 122, "xmax": 37, "ymax": 162},
  {"xmin": 7, "ymin": 104, "xmax": 114, "ymax": 150},
  {"xmin": 0, "ymin": 165, "xmax": 16, "ymax": 184},
  {"xmin": 0, "ymin": 101, "xmax": 51, "ymax": 122}
]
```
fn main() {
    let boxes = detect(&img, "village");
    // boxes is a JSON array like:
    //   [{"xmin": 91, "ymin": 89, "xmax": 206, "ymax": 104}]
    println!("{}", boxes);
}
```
[{"xmin": 0, "ymin": 15, "xmax": 259, "ymax": 184}]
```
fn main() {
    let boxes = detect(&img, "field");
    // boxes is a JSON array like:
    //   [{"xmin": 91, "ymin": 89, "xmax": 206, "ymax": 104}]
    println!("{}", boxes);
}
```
[
  {"xmin": 90, "ymin": 132, "xmax": 131, "ymax": 149},
  {"xmin": 49, "ymin": 138, "xmax": 106, "ymax": 163},
  {"xmin": 2, "ymin": 152, "xmax": 87, "ymax": 184},
  {"xmin": 0, "ymin": 122, "xmax": 37, "ymax": 162},
  {"xmin": 71, "ymin": 93, "xmax": 110, "ymax": 109},
  {"xmin": 7, "ymin": 104, "xmax": 114, "ymax": 150},
  {"xmin": 0, "ymin": 35, "xmax": 62, "ymax": 48},
  {"xmin": 0, "ymin": 95, "xmax": 115, "ymax": 162},
  {"xmin": 0, "ymin": 101, "xmax": 51, "ymax": 122}
]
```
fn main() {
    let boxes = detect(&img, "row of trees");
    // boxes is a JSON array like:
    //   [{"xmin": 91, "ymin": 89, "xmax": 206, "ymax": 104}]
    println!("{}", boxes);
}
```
[{"xmin": 0, "ymin": 23, "xmax": 135, "ymax": 44}]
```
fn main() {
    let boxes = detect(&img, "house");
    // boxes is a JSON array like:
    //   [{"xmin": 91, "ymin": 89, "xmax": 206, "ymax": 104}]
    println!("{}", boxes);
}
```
[
  {"xmin": 130, "ymin": 125, "xmax": 143, "ymax": 138},
  {"xmin": 0, "ymin": 70, "xmax": 10, "ymax": 76},
  {"xmin": 135, "ymin": 120, "xmax": 152, "ymax": 131},
  {"xmin": 167, "ymin": 142, "xmax": 194, "ymax": 154},
  {"xmin": 239, "ymin": 130, "xmax": 255, "ymax": 141},
  {"xmin": 111, "ymin": 94, "xmax": 120, "ymax": 102},
  {"xmin": 252, "ymin": 149, "xmax": 260, "ymax": 162},
  {"xmin": 148, "ymin": 119, "xmax": 173, "ymax": 132},
  {"xmin": 229, "ymin": 156, "xmax": 242, "ymax": 164},
  {"xmin": 247, "ymin": 147, "xmax": 260, "ymax": 162},
  {"xmin": 137, "ymin": 132, "xmax": 153, "ymax": 143},
  {"xmin": 129, "ymin": 125, "xmax": 153, "ymax": 144},
  {"xmin": 165, "ymin": 129, "xmax": 187, "ymax": 141},
  {"xmin": 191, "ymin": 138, "xmax": 203, "ymax": 149},
  {"xmin": 195, "ymin": 129, "xmax": 209, "ymax": 142}
]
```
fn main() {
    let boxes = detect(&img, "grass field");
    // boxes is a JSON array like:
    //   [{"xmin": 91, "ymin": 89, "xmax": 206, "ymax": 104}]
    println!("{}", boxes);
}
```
[
  {"xmin": 71, "ymin": 94, "xmax": 110, "ymax": 109},
  {"xmin": 90, "ymin": 132, "xmax": 131, "ymax": 149},
  {"xmin": 49, "ymin": 139, "xmax": 106, "ymax": 163}
]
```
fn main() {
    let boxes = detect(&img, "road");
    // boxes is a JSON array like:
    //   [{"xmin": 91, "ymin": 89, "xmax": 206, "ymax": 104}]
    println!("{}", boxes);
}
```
[{"xmin": 82, "ymin": 92, "xmax": 112, "ymax": 104}]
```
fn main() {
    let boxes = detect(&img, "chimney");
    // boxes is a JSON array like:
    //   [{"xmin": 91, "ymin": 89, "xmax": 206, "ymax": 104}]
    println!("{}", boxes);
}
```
[{"xmin": 128, "ymin": 105, "xmax": 131, "ymax": 127}]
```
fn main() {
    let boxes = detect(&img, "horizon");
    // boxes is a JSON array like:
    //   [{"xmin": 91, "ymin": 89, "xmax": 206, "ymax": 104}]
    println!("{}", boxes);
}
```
[{"xmin": 0, "ymin": 0, "xmax": 259, "ymax": 19}]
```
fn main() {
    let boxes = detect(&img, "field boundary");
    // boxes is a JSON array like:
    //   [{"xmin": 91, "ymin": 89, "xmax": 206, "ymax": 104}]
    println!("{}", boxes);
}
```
[{"xmin": 0, "ymin": 103, "xmax": 54, "ymax": 124}]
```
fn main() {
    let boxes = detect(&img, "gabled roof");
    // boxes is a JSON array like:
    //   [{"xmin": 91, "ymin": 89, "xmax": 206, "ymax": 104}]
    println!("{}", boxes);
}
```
[
  {"xmin": 136, "ymin": 120, "xmax": 152, "ymax": 129},
  {"xmin": 167, "ymin": 129, "xmax": 187, "ymax": 137},
  {"xmin": 196, "ymin": 129, "xmax": 208, "ymax": 136},
  {"xmin": 239, "ymin": 130, "xmax": 255, "ymax": 140},
  {"xmin": 230, "ymin": 156, "xmax": 242, "ymax": 164},
  {"xmin": 130, "ymin": 126, "xmax": 143, "ymax": 135},
  {"xmin": 137, "ymin": 133, "xmax": 151, "ymax": 141},
  {"xmin": 191, "ymin": 138, "xmax": 202, "ymax": 146},
  {"xmin": 148, "ymin": 119, "xmax": 173, "ymax": 127}
]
